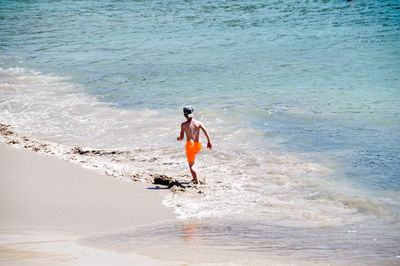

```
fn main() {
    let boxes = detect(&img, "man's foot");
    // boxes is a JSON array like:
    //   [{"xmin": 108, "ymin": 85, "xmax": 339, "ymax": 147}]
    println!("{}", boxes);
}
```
[{"xmin": 191, "ymin": 179, "xmax": 206, "ymax": 185}]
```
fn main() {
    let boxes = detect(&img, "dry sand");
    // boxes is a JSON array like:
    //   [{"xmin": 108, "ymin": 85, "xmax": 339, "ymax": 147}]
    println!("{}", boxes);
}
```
[{"xmin": 0, "ymin": 143, "xmax": 177, "ymax": 265}]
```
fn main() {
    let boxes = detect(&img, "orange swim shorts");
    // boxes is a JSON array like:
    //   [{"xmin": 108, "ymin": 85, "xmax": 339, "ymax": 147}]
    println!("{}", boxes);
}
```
[{"xmin": 185, "ymin": 141, "xmax": 202, "ymax": 163}]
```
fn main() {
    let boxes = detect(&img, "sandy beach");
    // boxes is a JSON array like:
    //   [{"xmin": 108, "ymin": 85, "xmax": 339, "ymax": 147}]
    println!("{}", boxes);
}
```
[{"xmin": 0, "ymin": 143, "xmax": 177, "ymax": 265}]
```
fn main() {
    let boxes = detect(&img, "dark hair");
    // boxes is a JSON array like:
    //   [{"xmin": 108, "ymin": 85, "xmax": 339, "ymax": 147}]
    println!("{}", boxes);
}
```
[{"xmin": 183, "ymin": 105, "xmax": 194, "ymax": 118}]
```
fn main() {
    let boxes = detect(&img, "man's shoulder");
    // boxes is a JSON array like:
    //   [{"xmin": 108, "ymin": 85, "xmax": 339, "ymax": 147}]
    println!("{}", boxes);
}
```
[{"xmin": 181, "ymin": 120, "xmax": 190, "ymax": 127}]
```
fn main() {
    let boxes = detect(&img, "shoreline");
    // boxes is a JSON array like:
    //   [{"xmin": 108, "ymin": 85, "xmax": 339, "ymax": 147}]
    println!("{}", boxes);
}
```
[{"xmin": 0, "ymin": 142, "xmax": 177, "ymax": 265}]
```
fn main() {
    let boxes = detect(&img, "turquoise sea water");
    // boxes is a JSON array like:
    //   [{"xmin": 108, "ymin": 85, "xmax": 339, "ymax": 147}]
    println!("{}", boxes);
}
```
[{"xmin": 1, "ymin": 0, "xmax": 400, "ymax": 264}]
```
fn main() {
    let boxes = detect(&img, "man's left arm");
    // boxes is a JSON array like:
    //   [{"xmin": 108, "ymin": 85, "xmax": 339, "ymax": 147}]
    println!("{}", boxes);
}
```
[{"xmin": 177, "ymin": 124, "xmax": 185, "ymax": 141}]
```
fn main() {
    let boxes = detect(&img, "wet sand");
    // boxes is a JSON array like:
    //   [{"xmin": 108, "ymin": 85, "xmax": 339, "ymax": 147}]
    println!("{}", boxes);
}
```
[{"xmin": 0, "ymin": 143, "xmax": 177, "ymax": 265}]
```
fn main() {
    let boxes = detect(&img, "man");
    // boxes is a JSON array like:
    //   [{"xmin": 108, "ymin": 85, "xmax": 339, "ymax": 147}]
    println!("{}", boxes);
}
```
[{"xmin": 177, "ymin": 106, "xmax": 212, "ymax": 184}]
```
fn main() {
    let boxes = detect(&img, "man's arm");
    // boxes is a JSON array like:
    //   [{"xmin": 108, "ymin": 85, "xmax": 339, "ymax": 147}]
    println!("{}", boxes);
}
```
[
  {"xmin": 177, "ymin": 124, "xmax": 185, "ymax": 141},
  {"xmin": 199, "ymin": 123, "xmax": 212, "ymax": 149}
]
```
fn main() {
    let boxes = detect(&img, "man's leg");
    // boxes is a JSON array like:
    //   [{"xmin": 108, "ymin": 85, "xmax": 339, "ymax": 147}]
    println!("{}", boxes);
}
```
[{"xmin": 188, "ymin": 161, "xmax": 198, "ymax": 184}]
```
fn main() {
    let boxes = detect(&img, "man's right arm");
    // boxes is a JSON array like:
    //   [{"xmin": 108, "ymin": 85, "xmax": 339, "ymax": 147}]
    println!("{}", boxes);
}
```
[{"xmin": 200, "ymin": 123, "xmax": 212, "ymax": 149}]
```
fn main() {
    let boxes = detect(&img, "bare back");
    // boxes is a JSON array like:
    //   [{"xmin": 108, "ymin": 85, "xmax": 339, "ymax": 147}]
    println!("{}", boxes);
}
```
[{"xmin": 182, "ymin": 118, "xmax": 202, "ymax": 142}]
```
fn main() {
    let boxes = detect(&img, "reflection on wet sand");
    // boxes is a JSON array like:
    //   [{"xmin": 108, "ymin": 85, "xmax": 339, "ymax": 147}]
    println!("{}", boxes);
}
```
[{"xmin": 182, "ymin": 223, "xmax": 200, "ymax": 242}]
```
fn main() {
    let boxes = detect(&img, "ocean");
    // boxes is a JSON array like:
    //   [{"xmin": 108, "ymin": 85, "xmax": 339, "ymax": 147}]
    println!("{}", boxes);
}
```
[{"xmin": 1, "ymin": 0, "xmax": 399, "ymax": 264}]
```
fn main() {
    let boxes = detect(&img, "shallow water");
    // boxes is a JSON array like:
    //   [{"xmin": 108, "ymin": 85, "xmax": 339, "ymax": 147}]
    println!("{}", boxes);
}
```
[
  {"xmin": 1, "ymin": 0, "xmax": 400, "ymax": 264},
  {"xmin": 81, "ymin": 218, "xmax": 400, "ymax": 265}
]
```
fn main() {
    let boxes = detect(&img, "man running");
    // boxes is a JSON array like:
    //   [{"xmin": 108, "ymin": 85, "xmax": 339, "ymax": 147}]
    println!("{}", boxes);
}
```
[{"xmin": 177, "ymin": 106, "xmax": 212, "ymax": 184}]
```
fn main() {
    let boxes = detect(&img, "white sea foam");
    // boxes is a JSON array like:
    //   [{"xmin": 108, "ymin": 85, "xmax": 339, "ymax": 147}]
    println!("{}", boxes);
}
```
[
  {"xmin": 0, "ymin": 66, "xmax": 394, "ymax": 230},
  {"xmin": 0, "ymin": 66, "xmax": 176, "ymax": 149}
]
